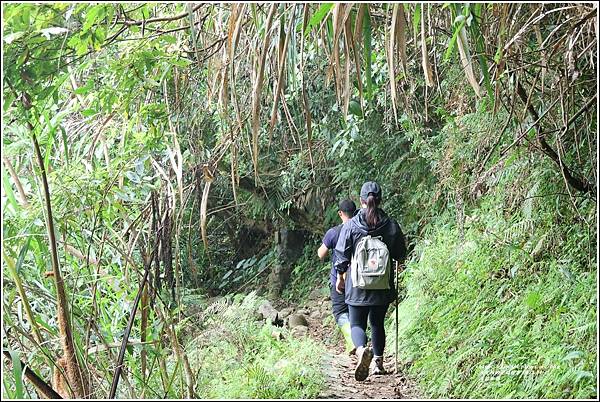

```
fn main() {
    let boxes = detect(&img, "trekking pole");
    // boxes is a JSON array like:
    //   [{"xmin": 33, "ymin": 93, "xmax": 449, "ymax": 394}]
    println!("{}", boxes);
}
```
[{"xmin": 395, "ymin": 260, "xmax": 399, "ymax": 374}]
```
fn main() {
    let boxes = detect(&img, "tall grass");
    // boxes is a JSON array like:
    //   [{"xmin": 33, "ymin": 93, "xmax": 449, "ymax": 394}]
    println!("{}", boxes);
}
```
[{"xmin": 388, "ymin": 194, "xmax": 597, "ymax": 398}]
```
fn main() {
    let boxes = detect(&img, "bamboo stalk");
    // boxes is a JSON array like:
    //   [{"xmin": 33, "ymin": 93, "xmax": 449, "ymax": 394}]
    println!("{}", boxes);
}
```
[
  {"xmin": 31, "ymin": 124, "xmax": 89, "ymax": 398},
  {"xmin": 108, "ymin": 244, "xmax": 156, "ymax": 398},
  {"xmin": 140, "ymin": 283, "xmax": 149, "ymax": 387},
  {"xmin": 156, "ymin": 307, "xmax": 196, "ymax": 398}
]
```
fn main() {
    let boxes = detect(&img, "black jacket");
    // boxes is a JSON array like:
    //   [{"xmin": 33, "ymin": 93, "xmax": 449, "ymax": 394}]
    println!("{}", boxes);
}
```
[{"xmin": 333, "ymin": 208, "xmax": 407, "ymax": 306}]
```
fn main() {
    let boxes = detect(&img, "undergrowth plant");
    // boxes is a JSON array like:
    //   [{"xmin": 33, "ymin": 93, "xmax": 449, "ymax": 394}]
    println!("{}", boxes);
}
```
[
  {"xmin": 388, "ymin": 179, "xmax": 596, "ymax": 399},
  {"xmin": 185, "ymin": 292, "xmax": 325, "ymax": 399},
  {"xmin": 282, "ymin": 241, "xmax": 330, "ymax": 306}
]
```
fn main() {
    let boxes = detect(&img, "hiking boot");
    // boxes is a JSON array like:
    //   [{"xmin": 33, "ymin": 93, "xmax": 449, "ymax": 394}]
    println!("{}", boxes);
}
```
[
  {"xmin": 372, "ymin": 356, "xmax": 385, "ymax": 375},
  {"xmin": 354, "ymin": 346, "xmax": 373, "ymax": 381}
]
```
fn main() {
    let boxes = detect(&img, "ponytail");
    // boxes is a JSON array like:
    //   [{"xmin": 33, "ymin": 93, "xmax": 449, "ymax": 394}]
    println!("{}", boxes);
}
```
[{"xmin": 365, "ymin": 195, "xmax": 380, "ymax": 228}]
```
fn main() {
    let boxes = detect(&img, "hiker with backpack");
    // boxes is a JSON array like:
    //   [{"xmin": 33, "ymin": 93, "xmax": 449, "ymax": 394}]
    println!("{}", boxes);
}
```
[
  {"xmin": 334, "ymin": 181, "xmax": 407, "ymax": 381},
  {"xmin": 318, "ymin": 199, "xmax": 357, "ymax": 354}
]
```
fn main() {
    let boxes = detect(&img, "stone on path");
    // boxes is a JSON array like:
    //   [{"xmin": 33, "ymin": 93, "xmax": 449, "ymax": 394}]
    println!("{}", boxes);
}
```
[
  {"xmin": 287, "ymin": 313, "xmax": 309, "ymax": 328},
  {"xmin": 291, "ymin": 325, "xmax": 308, "ymax": 337},
  {"xmin": 258, "ymin": 300, "xmax": 282, "ymax": 326},
  {"xmin": 278, "ymin": 307, "xmax": 294, "ymax": 319}
]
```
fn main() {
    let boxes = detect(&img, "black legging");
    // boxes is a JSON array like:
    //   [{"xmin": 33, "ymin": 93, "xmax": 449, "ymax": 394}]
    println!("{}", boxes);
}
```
[{"xmin": 348, "ymin": 304, "xmax": 389, "ymax": 357}]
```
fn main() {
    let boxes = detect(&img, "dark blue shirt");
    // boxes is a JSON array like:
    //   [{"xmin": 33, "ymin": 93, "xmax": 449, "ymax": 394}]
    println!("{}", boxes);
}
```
[{"xmin": 323, "ymin": 224, "xmax": 342, "ymax": 286}]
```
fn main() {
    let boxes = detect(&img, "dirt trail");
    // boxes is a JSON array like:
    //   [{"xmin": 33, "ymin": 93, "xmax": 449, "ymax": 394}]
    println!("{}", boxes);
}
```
[
  {"xmin": 318, "ymin": 352, "xmax": 417, "ymax": 399},
  {"xmin": 278, "ymin": 291, "xmax": 420, "ymax": 399}
]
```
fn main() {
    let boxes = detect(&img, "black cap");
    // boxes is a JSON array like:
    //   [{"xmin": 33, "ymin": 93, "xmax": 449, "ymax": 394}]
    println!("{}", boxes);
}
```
[
  {"xmin": 360, "ymin": 181, "xmax": 382, "ymax": 200},
  {"xmin": 338, "ymin": 199, "xmax": 357, "ymax": 215}
]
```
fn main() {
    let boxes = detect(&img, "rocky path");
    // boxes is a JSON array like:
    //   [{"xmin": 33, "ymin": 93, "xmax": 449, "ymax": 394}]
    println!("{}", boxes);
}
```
[{"xmin": 271, "ymin": 290, "xmax": 420, "ymax": 399}]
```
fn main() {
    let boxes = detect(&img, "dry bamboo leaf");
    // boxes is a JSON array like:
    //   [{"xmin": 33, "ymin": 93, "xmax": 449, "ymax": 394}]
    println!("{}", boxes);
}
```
[
  {"xmin": 210, "ymin": 57, "xmax": 223, "ymax": 107},
  {"xmin": 301, "ymin": 4, "xmax": 314, "ymax": 172},
  {"xmin": 345, "ymin": 15, "xmax": 364, "ymax": 113},
  {"xmin": 421, "ymin": 6, "xmax": 434, "ymax": 87},
  {"xmin": 352, "ymin": 4, "xmax": 366, "ymax": 111},
  {"xmin": 456, "ymin": 25, "xmax": 481, "ymax": 97},
  {"xmin": 327, "ymin": 4, "xmax": 354, "ymax": 105},
  {"xmin": 218, "ymin": 51, "xmax": 229, "ymax": 114},
  {"xmin": 227, "ymin": 5, "xmax": 238, "ymax": 45},
  {"xmin": 64, "ymin": 243, "xmax": 100, "ymax": 266},
  {"xmin": 269, "ymin": 7, "xmax": 296, "ymax": 142},
  {"xmin": 342, "ymin": 21, "xmax": 352, "ymax": 117},
  {"xmin": 162, "ymin": 77, "xmax": 184, "ymax": 208},
  {"xmin": 354, "ymin": 4, "xmax": 366, "ymax": 43},
  {"xmin": 388, "ymin": 5, "xmax": 399, "ymax": 123},
  {"xmin": 397, "ymin": 4, "xmax": 408, "ymax": 75},
  {"xmin": 229, "ymin": 5, "xmax": 246, "ymax": 133},
  {"xmin": 334, "ymin": 4, "xmax": 354, "ymax": 46},
  {"xmin": 251, "ymin": 4, "xmax": 277, "ymax": 185},
  {"xmin": 329, "ymin": 4, "xmax": 344, "ymax": 105},
  {"xmin": 218, "ymin": 4, "xmax": 240, "ymax": 114},
  {"xmin": 200, "ymin": 179, "xmax": 212, "ymax": 252}
]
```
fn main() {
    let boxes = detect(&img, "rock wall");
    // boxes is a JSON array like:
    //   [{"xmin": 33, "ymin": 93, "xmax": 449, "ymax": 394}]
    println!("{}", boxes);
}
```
[{"xmin": 268, "ymin": 228, "xmax": 307, "ymax": 298}]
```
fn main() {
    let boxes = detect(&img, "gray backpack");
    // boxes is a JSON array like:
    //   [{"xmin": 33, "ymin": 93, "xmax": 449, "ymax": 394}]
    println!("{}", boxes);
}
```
[{"xmin": 350, "ymin": 235, "xmax": 391, "ymax": 290}]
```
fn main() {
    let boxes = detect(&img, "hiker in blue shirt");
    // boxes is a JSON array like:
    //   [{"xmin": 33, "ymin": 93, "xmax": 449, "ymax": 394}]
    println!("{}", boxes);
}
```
[
  {"xmin": 318, "ymin": 199, "xmax": 357, "ymax": 354},
  {"xmin": 334, "ymin": 181, "xmax": 407, "ymax": 381}
]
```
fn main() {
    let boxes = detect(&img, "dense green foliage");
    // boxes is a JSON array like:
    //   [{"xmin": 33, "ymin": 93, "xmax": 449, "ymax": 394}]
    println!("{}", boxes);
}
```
[
  {"xmin": 2, "ymin": 2, "xmax": 597, "ymax": 399},
  {"xmin": 184, "ymin": 292, "xmax": 325, "ymax": 399},
  {"xmin": 389, "ymin": 177, "xmax": 596, "ymax": 398}
]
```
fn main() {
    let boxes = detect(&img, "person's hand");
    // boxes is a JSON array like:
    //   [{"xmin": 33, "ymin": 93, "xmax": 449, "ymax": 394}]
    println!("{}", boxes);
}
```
[{"xmin": 335, "ymin": 272, "xmax": 345, "ymax": 294}]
